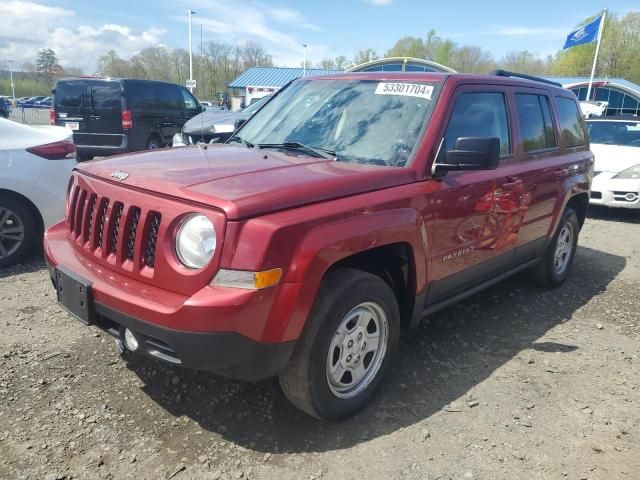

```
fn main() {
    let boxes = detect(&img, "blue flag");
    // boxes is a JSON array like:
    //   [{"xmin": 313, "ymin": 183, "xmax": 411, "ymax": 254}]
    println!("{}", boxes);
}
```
[{"xmin": 563, "ymin": 15, "xmax": 603, "ymax": 49}]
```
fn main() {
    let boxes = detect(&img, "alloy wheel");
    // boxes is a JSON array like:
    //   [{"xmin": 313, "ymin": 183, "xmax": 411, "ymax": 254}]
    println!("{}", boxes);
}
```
[
  {"xmin": 0, "ymin": 207, "xmax": 25, "ymax": 260},
  {"xmin": 553, "ymin": 223, "xmax": 573, "ymax": 275}
]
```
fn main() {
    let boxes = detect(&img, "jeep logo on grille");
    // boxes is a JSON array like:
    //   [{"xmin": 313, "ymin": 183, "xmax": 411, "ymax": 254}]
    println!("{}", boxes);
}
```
[{"xmin": 110, "ymin": 170, "xmax": 129, "ymax": 181}]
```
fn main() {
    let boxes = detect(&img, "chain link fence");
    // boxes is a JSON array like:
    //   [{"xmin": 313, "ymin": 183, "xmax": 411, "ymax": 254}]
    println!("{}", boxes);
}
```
[{"xmin": 9, "ymin": 107, "xmax": 50, "ymax": 125}]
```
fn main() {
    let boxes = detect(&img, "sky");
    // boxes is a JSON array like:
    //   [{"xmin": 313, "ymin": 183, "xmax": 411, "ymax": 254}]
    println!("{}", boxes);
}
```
[{"xmin": 1, "ymin": 0, "xmax": 638, "ymax": 73}]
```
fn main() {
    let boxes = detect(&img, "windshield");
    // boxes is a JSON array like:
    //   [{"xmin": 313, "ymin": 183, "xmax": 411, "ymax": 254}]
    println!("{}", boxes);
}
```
[
  {"xmin": 232, "ymin": 79, "xmax": 438, "ymax": 167},
  {"xmin": 588, "ymin": 121, "xmax": 640, "ymax": 147}
]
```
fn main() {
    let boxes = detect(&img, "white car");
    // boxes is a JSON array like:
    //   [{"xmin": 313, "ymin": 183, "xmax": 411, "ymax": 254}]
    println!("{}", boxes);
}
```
[
  {"xmin": 0, "ymin": 118, "xmax": 77, "ymax": 267},
  {"xmin": 587, "ymin": 116, "xmax": 640, "ymax": 209}
]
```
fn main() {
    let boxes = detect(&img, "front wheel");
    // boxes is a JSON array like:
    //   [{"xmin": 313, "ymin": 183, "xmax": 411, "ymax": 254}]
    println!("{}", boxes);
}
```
[
  {"xmin": 279, "ymin": 268, "xmax": 400, "ymax": 420},
  {"xmin": 528, "ymin": 207, "xmax": 579, "ymax": 287}
]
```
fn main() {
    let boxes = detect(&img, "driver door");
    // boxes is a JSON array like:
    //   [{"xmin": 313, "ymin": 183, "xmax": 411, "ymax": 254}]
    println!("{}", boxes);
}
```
[{"xmin": 426, "ymin": 87, "xmax": 516, "ymax": 305}]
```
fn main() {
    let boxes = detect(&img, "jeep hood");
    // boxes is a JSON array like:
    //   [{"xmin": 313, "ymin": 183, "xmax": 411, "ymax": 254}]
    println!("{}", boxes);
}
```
[{"xmin": 76, "ymin": 145, "xmax": 416, "ymax": 220}]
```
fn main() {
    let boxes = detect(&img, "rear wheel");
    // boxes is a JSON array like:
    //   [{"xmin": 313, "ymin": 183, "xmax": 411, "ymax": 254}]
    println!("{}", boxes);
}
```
[
  {"xmin": 279, "ymin": 268, "xmax": 400, "ymax": 419},
  {"xmin": 0, "ymin": 197, "xmax": 37, "ymax": 268},
  {"xmin": 528, "ymin": 207, "xmax": 579, "ymax": 287},
  {"xmin": 146, "ymin": 134, "xmax": 162, "ymax": 150}
]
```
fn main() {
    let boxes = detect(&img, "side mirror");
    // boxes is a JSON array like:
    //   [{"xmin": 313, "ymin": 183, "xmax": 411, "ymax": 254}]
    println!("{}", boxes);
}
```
[
  {"xmin": 234, "ymin": 118, "xmax": 247, "ymax": 130},
  {"xmin": 432, "ymin": 137, "xmax": 500, "ymax": 176}
]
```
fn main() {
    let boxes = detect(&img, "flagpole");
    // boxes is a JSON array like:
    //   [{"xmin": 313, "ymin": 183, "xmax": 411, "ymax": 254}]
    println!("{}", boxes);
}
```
[{"xmin": 586, "ymin": 9, "xmax": 606, "ymax": 101}]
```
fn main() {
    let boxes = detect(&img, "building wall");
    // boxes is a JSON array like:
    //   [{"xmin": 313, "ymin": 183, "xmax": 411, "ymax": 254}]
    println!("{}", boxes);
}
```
[{"xmin": 570, "ymin": 85, "xmax": 640, "ymax": 116}]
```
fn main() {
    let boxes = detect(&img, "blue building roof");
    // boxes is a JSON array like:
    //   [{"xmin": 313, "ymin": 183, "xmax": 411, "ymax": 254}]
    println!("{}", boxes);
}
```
[
  {"xmin": 543, "ymin": 76, "xmax": 640, "ymax": 94},
  {"xmin": 228, "ymin": 66, "xmax": 343, "ymax": 89}
]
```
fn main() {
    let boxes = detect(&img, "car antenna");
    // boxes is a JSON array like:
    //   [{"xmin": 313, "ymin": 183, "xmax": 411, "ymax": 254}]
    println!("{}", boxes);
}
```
[{"xmin": 200, "ymin": 99, "xmax": 204, "ymax": 145}]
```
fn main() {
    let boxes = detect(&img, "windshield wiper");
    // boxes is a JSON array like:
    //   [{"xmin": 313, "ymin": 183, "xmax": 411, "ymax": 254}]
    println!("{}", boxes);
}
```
[
  {"xmin": 256, "ymin": 142, "xmax": 336, "ymax": 160},
  {"xmin": 227, "ymin": 136, "xmax": 254, "ymax": 148}
]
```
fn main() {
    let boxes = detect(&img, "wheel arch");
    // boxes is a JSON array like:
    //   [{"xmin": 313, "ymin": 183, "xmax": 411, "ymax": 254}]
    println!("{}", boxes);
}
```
[
  {"xmin": 566, "ymin": 192, "xmax": 589, "ymax": 229},
  {"xmin": 326, "ymin": 242, "xmax": 417, "ymax": 328},
  {"xmin": 0, "ymin": 188, "xmax": 44, "ymax": 234}
]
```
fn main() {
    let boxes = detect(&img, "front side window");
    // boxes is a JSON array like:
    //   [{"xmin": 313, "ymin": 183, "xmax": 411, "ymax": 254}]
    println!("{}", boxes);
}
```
[
  {"xmin": 233, "ymin": 79, "xmax": 439, "ymax": 167},
  {"xmin": 444, "ymin": 92, "xmax": 511, "ymax": 156},
  {"xmin": 515, "ymin": 94, "xmax": 556, "ymax": 153},
  {"xmin": 181, "ymin": 89, "xmax": 198, "ymax": 110},
  {"xmin": 556, "ymin": 97, "xmax": 587, "ymax": 147}
]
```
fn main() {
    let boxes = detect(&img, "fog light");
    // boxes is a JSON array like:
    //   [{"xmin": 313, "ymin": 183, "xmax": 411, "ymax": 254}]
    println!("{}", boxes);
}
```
[
  {"xmin": 624, "ymin": 192, "xmax": 638, "ymax": 202},
  {"xmin": 123, "ymin": 328, "xmax": 139, "ymax": 351}
]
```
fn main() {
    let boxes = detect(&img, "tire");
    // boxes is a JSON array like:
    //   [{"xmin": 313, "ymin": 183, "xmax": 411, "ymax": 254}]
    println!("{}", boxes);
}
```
[
  {"xmin": 279, "ymin": 268, "xmax": 400, "ymax": 420},
  {"xmin": 528, "ymin": 207, "xmax": 579, "ymax": 287},
  {"xmin": 0, "ymin": 196, "xmax": 38, "ymax": 268},
  {"xmin": 146, "ymin": 134, "xmax": 162, "ymax": 150}
]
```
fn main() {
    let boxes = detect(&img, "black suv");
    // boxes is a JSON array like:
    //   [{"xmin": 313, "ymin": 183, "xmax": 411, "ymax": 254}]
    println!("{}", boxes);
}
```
[{"xmin": 52, "ymin": 78, "xmax": 203, "ymax": 159}]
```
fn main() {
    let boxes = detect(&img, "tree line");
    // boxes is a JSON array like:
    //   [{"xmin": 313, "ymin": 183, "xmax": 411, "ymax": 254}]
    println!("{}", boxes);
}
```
[{"xmin": 1, "ymin": 11, "xmax": 638, "ymax": 99}]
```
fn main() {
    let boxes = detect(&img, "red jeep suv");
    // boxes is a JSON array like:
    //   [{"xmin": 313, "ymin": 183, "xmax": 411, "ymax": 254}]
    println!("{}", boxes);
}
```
[{"xmin": 44, "ymin": 71, "xmax": 593, "ymax": 419}]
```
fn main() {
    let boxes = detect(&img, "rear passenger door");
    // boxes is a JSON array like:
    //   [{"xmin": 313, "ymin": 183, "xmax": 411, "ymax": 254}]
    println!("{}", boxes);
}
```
[{"xmin": 500, "ymin": 88, "xmax": 563, "ymax": 258}]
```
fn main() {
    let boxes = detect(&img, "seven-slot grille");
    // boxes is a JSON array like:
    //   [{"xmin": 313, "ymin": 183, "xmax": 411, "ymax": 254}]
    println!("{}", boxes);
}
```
[{"xmin": 68, "ymin": 186, "xmax": 161, "ymax": 270}]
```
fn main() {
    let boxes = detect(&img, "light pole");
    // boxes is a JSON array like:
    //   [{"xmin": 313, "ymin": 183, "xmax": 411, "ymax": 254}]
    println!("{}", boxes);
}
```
[
  {"xmin": 7, "ymin": 60, "xmax": 15, "ymax": 100},
  {"xmin": 302, "ymin": 44, "xmax": 308, "ymax": 76},
  {"xmin": 188, "ymin": 10, "xmax": 196, "ymax": 93}
]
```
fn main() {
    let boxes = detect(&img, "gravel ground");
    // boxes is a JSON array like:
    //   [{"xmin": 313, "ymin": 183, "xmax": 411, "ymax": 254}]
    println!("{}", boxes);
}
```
[{"xmin": 1, "ymin": 206, "xmax": 638, "ymax": 480}]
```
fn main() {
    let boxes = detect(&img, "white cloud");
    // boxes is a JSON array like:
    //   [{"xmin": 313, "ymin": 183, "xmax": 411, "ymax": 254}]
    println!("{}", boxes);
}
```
[
  {"xmin": 186, "ymin": 0, "xmax": 328, "ymax": 66},
  {"xmin": 364, "ymin": 0, "xmax": 393, "ymax": 5},
  {"xmin": 0, "ymin": 1, "xmax": 165, "ymax": 72}
]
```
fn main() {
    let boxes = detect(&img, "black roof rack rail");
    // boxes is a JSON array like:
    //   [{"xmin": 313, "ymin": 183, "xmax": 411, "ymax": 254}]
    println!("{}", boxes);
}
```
[{"xmin": 489, "ymin": 69, "xmax": 563, "ymax": 88}]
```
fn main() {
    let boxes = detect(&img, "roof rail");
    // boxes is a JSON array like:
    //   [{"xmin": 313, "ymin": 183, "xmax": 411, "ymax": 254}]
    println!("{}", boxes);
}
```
[{"xmin": 489, "ymin": 69, "xmax": 563, "ymax": 88}]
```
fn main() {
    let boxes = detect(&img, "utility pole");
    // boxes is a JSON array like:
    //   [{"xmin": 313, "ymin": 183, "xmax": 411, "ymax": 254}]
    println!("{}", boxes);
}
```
[
  {"xmin": 188, "ymin": 10, "xmax": 195, "ymax": 93},
  {"xmin": 7, "ymin": 60, "xmax": 15, "ymax": 100},
  {"xmin": 302, "ymin": 44, "xmax": 308, "ymax": 76},
  {"xmin": 200, "ymin": 24, "xmax": 204, "ymax": 100}
]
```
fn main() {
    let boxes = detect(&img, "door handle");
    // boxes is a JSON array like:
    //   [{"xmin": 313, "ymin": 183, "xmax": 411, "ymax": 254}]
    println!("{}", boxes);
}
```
[
  {"xmin": 502, "ymin": 177, "xmax": 522, "ymax": 190},
  {"xmin": 554, "ymin": 168, "xmax": 568, "ymax": 179}
]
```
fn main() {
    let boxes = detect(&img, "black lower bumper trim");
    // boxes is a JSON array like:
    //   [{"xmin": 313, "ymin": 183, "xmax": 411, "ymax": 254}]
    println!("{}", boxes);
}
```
[{"xmin": 93, "ymin": 302, "xmax": 296, "ymax": 382}]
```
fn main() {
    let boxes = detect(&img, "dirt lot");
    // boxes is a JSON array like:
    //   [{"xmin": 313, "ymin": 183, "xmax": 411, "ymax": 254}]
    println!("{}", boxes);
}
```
[{"xmin": 1, "ymin": 206, "xmax": 638, "ymax": 480}]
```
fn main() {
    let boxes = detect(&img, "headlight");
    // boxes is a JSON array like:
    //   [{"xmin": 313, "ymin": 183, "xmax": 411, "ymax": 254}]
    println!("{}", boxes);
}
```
[
  {"xmin": 175, "ymin": 214, "xmax": 216, "ymax": 269},
  {"xmin": 614, "ymin": 165, "xmax": 640, "ymax": 180}
]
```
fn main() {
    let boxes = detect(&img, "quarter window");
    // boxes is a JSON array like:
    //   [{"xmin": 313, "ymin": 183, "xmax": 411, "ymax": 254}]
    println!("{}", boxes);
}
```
[
  {"xmin": 444, "ymin": 92, "xmax": 511, "ymax": 156},
  {"xmin": 556, "ymin": 97, "xmax": 587, "ymax": 147},
  {"xmin": 515, "ymin": 94, "xmax": 556, "ymax": 153}
]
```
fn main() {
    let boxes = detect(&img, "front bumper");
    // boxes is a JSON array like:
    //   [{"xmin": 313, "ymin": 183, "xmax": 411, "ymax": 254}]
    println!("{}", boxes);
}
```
[
  {"xmin": 76, "ymin": 299, "xmax": 295, "ymax": 381},
  {"xmin": 590, "ymin": 172, "xmax": 640, "ymax": 209},
  {"xmin": 44, "ymin": 222, "xmax": 299, "ymax": 381}
]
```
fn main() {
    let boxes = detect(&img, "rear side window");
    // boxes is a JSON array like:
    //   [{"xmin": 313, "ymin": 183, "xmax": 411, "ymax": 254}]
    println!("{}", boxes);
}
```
[
  {"xmin": 556, "ymin": 97, "xmax": 587, "ymax": 147},
  {"xmin": 127, "ymin": 82, "xmax": 156, "ymax": 109},
  {"xmin": 156, "ymin": 84, "xmax": 183, "ymax": 110},
  {"xmin": 91, "ymin": 83, "xmax": 120, "ymax": 109},
  {"xmin": 515, "ymin": 94, "xmax": 556, "ymax": 152},
  {"xmin": 55, "ymin": 80, "xmax": 85, "ymax": 108},
  {"xmin": 444, "ymin": 92, "xmax": 511, "ymax": 156}
]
